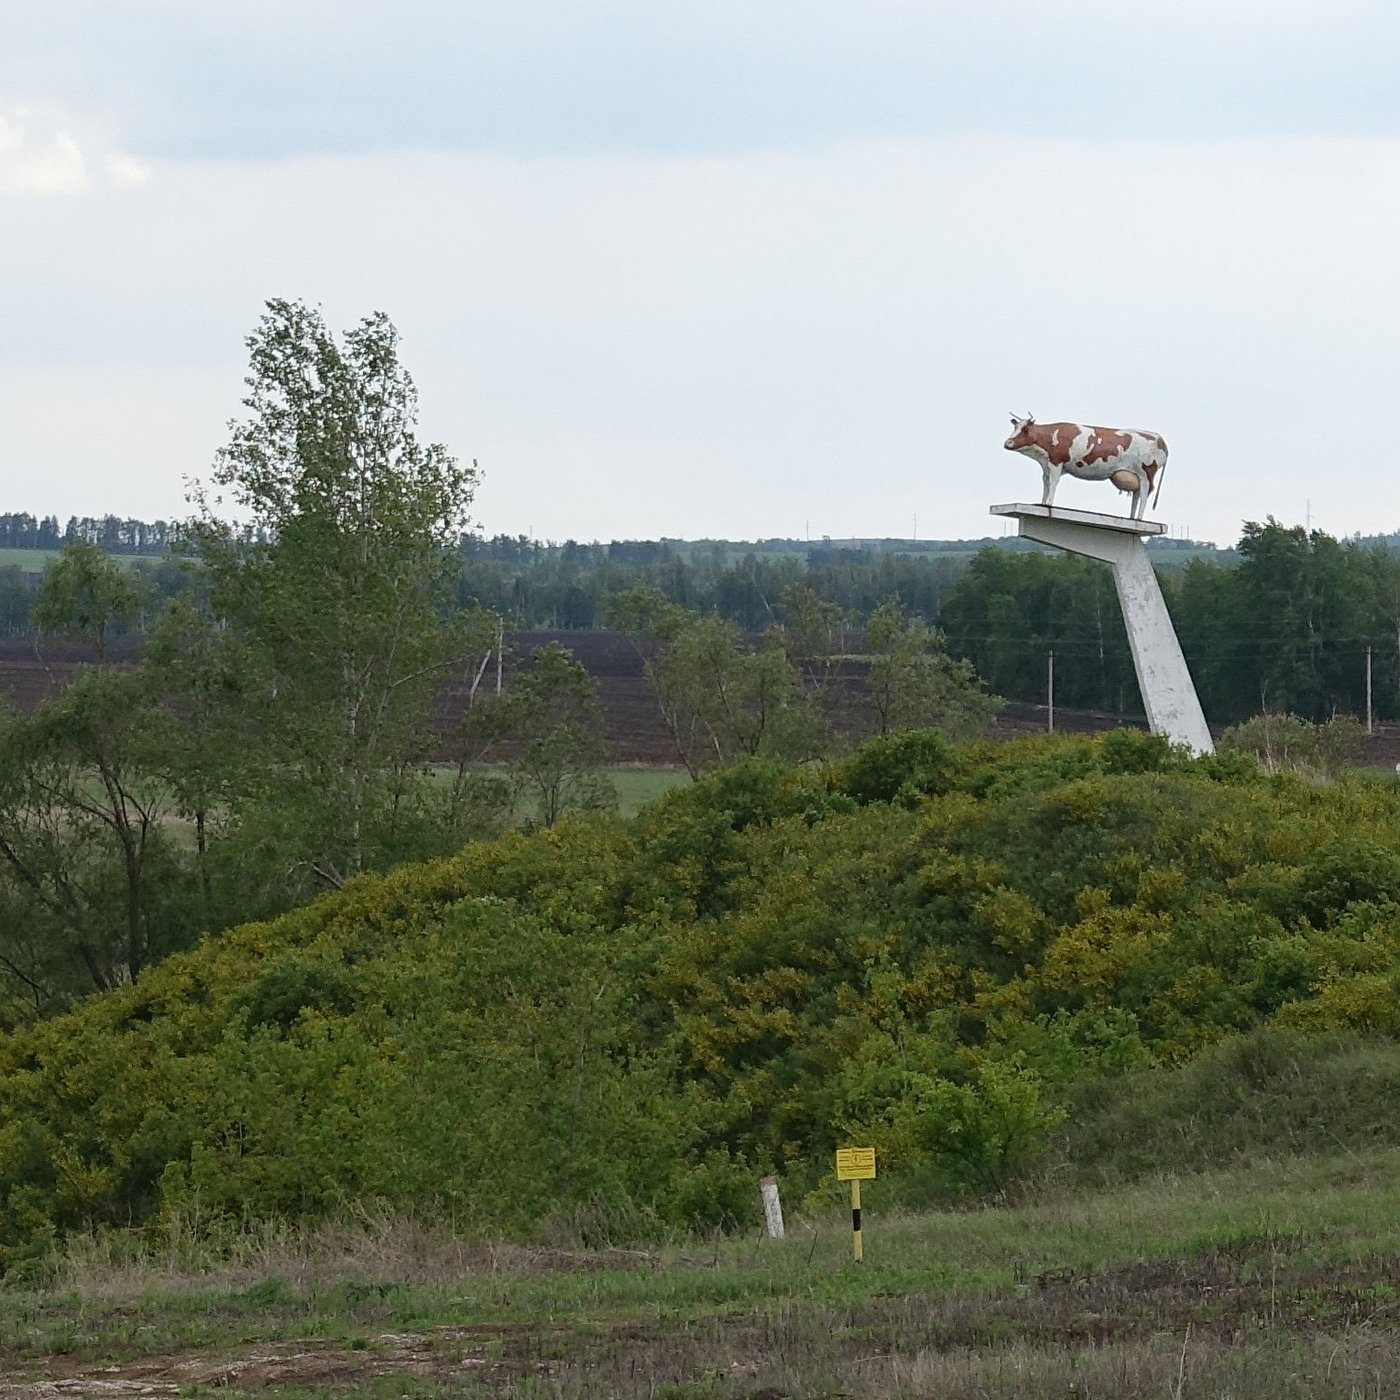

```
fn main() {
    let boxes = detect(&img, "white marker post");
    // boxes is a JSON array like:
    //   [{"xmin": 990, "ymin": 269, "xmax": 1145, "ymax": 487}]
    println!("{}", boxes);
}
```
[{"xmin": 759, "ymin": 1176, "xmax": 785, "ymax": 1239}]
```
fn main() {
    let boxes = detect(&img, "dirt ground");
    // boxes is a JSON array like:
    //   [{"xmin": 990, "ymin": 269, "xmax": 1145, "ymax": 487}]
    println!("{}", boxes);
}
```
[
  {"xmin": 7, "ymin": 1250, "xmax": 1400, "ymax": 1398},
  {"xmin": 10, "ymin": 631, "xmax": 1400, "ymax": 771},
  {"xmin": 0, "ymin": 632, "xmax": 1133, "ymax": 770}
]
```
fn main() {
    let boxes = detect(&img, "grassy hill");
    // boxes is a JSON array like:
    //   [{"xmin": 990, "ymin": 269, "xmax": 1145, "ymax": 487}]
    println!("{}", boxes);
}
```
[
  {"xmin": 8, "ymin": 728, "xmax": 1400, "ymax": 1389},
  {"xmin": 7, "ymin": 730, "xmax": 1400, "ymax": 1266}
]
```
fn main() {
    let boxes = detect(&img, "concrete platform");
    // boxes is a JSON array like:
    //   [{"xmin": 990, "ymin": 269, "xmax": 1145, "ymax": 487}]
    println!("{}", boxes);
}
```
[
  {"xmin": 990, "ymin": 503, "xmax": 1166, "ymax": 536},
  {"xmin": 987, "ymin": 502, "xmax": 1212, "ymax": 754}
]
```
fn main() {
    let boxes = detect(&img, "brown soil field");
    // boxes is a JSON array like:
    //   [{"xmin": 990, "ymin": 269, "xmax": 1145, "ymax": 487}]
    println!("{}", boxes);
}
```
[
  {"xmin": 9, "ymin": 632, "xmax": 1398, "ymax": 769},
  {"xmin": 0, "ymin": 633, "xmax": 1122, "ymax": 768}
]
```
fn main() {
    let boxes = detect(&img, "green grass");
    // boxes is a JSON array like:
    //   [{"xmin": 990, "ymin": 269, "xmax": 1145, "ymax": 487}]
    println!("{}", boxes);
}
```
[
  {"xmin": 8, "ymin": 1149, "xmax": 1400, "ymax": 1395},
  {"xmin": 608, "ymin": 765, "xmax": 688, "ymax": 814},
  {"xmin": 0, "ymin": 547, "xmax": 165, "ymax": 572},
  {"xmin": 1060, "ymin": 1030, "xmax": 1400, "ymax": 1188}
]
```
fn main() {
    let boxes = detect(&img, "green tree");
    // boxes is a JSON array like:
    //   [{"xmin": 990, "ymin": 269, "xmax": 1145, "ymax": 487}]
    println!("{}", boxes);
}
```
[
  {"xmin": 504, "ymin": 642, "xmax": 615, "ymax": 826},
  {"xmin": 1220, "ymin": 712, "xmax": 1367, "ymax": 777},
  {"xmin": 939, "ymin": 550, "xmax": 1138, "ymax": 714},
  {"xmin": 142, "ymin": 595, "xmax": 258, "ymax": 915},
  {"xmin": 773, "ymin": 582, "xmax": 847, "ymax": 695},
  {"xmin": 771, "ymin": 582, "xmax": 852, "ymax": 744},
  {"xmin": 1229, "ymin": 520, "xmax": 1371, "ymax": 721},
  {"xmin": 612, "ymin": 588, "xmax": 819, "ymax": 778},
  {"xmin": 32, "ymin": 541, "xmax": 147, "ymax": 660},
  {"xmin": 1169, "ymin": 555, "xmax": 1247, "ymax": 722},
  {"xmin": 191, "ymin": 299, "xmax": 480, "ymax": 887},
  {"xmin": 864, "ymin": 599, "xmax": 1000, "ymax": 739},
  {"xmin": 0, "ymin": 669, "xmax": 184, "ymax": 1010}
]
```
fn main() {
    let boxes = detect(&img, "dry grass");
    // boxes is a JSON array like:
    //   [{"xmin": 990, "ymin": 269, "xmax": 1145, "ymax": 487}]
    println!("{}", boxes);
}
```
[
  {"xmin": 32, "ymin": 1203, "xmax": 663, "ymax": 1300},
  {"xmin": 12, "ymin": 1153, "xmax": 1400, "ymax": 1396}
]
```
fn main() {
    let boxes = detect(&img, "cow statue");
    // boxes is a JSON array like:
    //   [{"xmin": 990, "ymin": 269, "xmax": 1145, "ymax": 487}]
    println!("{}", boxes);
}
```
[{"xmin": 1004, "ymin": 414, "xmax": 1168, "ymax": 521}]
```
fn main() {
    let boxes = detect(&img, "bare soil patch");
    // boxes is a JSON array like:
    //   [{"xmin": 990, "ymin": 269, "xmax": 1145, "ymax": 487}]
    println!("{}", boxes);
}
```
[{"xmin": 7, "ymin": 1251, "xmax": 1400, "ymax": 1397}]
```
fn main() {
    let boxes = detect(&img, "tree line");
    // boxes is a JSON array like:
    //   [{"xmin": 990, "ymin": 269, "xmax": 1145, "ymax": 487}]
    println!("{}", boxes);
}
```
[
  {"xmin": 6, "ymin": 506, "xmax": 1400, "ymax": 731},
  {"xmin": 940, "ymin": 521, "xmax": 1400, "ymax": 726},
  {"xmin": 0, "ymin": 513, "xmax": 184, "ymax": 555}
]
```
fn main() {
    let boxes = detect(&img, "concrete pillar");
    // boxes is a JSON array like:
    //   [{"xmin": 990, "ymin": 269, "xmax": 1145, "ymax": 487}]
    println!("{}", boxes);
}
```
[{"xmin": 990, "ymin": 503, "xmax": 1213, "ymax": 755}]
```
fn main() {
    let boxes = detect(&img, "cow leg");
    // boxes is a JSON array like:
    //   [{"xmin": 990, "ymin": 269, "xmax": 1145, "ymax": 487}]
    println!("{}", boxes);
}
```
[
  {"xmin": 1041, "ymin": 465, "xmax": 1057, "ymax": 507},
  {"xmin": 1134, "ymin": 477, "xmax": 1149, "ymax": 520}
]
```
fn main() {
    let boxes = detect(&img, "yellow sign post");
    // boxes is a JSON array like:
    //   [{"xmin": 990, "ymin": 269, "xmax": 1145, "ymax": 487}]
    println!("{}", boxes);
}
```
[{"xmin": 835, "ymin": 1147, "xmax": 876, "ymax": 1262}]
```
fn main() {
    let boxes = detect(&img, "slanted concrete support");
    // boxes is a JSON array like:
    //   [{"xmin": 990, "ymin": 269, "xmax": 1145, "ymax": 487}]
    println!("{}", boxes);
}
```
[{"xmin": 990, "ymin": 503, "xmax": 1214, "ymax": 755}]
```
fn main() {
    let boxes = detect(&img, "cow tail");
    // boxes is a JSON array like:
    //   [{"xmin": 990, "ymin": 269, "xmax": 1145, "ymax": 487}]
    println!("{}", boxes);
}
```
[{"xmin": 1151, "ymin": 458, "xmax": 1166, "ymax": 509}]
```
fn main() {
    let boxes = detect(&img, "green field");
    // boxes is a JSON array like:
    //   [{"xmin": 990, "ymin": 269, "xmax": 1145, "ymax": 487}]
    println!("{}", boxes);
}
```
[
  {"xmin": 0, "ymin": 547, "xmax": 166, "ymax": 573},
  {"xmin": 609, "ymin": 764, "xmax": 687, "ymax": 813},
  {"xmin": 5, "ymin": 1149, "xmax": 1400, "ymax": 1396}
]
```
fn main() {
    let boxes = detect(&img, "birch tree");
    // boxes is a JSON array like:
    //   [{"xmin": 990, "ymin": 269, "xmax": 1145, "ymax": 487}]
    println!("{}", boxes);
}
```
[{"xmin": 193, "ymin": 299, "xmax": 479, "ymax": 886}]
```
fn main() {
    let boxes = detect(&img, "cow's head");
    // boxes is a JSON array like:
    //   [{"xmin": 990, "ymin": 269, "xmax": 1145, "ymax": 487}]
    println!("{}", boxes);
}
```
[{"xmin": 1005, "ymin": 413, "xmax": 1036, "ymax": 452}]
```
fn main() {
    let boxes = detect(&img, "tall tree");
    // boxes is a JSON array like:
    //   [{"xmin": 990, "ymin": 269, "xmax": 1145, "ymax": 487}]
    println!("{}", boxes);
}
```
[
  {"xmin": 32, "ymin": 541, "xmax": 147, "ymax": 660},
  {"xmin": 142, "ymin": 595, "xmax": 258, "ymax": 914},
  {"xmin": 612, "ymin": 588, "xmax": 819, "ymax": 778},
  {"xmin": 1227, "ymin": 520, "xmax": 1371, "ymax": 721},
  {"xmin": 192, "ymin": 299, "xmax": 479, "ymax": 887},
  {"xmin": 863, "ymin": 600, "xmax": 1001, "ymax": 739},
  {"xmin": 503, "ymin": 643, "xmax": 615, "ymax": 827},
  {"xmin": 940, "ymin": 550, "xmax": 1138, "ymax": 715}
]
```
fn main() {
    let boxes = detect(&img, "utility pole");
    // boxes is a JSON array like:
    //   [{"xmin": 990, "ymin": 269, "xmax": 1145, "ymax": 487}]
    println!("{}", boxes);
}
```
[
  {"xmin": 1048, "ymin": 648, "xmax": 1055, "ymax": 733},
  {"xmin": 1367, "ymin": 645, "xmax": 1374, "ymax": 734}
]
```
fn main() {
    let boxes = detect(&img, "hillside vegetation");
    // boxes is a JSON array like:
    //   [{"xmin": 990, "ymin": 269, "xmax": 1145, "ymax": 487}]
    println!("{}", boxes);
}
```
[{"xmin": 6, "ymin": 729, "xmax": 1400, "ymax": 1272}]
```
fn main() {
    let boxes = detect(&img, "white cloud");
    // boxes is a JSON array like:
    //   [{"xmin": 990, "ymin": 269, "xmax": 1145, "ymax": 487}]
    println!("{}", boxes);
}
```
[
  {"xmin": 0, "ymin": 106, "xmax": 148, "ymax": 196},
  {"xmin": 104, "ymin": 152, "xmax": 152, "ymax": 187},
  {"xmin": 0, "ymin": 111, "xmax": 87, "ymax": 194}
]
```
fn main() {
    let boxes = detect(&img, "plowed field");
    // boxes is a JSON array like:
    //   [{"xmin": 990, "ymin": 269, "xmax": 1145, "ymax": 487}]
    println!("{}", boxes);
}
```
[{"xmin": 12, "ymin": 632, "xmax": 1392, "ymax": 768}]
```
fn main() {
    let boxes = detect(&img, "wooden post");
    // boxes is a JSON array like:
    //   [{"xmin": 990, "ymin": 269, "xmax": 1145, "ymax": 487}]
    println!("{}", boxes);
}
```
[
  {"xmin": 1048, "ymin": 648, "xmax": 1055, "ymax": 733},
  {"xmin": 759, "ymin": 1176, "xmax": 785, "ymax": 1240}
]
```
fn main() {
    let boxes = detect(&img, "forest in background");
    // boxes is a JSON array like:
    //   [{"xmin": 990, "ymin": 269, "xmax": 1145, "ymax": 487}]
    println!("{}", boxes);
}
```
[
  {"xmin": 0, "ymin": 510, "xmax": 1396, "ymax": 728},
  {"xmin": 0, "ymin": 301, "xmax": 1005, "ymax": 1028}
]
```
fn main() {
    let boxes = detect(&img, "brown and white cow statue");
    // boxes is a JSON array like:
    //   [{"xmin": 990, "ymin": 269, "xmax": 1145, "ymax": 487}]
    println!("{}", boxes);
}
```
[{"xmin": 1004, "ymin": 414, "xmax": 1168, "ymax": 521}]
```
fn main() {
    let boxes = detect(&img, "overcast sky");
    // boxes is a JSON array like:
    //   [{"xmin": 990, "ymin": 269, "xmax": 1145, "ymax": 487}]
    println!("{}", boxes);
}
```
[{"xmin": 3, "ymin": 1, "xmax": 1399, "ymax": 547}]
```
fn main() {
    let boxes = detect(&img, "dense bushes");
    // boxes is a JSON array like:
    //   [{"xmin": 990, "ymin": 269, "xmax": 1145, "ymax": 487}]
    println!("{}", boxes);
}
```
[
  {"xmin": 6, "ymin": 732, "xmax": 1400, "ymax": 1268},
  {"xmin": 1059, "ymin": 1029, "xmax": 1400, "ymax": 1186}
]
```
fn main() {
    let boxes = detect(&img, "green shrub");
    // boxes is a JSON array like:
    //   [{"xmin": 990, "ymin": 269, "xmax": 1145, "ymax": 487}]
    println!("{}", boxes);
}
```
[
  {"xmin": 901, "ymin": 1058, "xmax": 1066, "ymax": 1198},
  {"xmin": 9, "ymin": 732, "xmax": 1400, "ymax": 1266},
  {"xmin": 838, "ymin": 730, "xmax": 959, "ymax": 806},
  {"xmin": 1058, "ymin": 1028, "xmax": 1400, "ymax": 1187}
]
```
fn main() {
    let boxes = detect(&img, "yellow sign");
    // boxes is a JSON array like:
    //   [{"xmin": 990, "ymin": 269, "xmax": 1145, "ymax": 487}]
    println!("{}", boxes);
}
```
[{"xmin": 835, "ymin": 1147, "xmax": 876, "ymax": 1180}]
